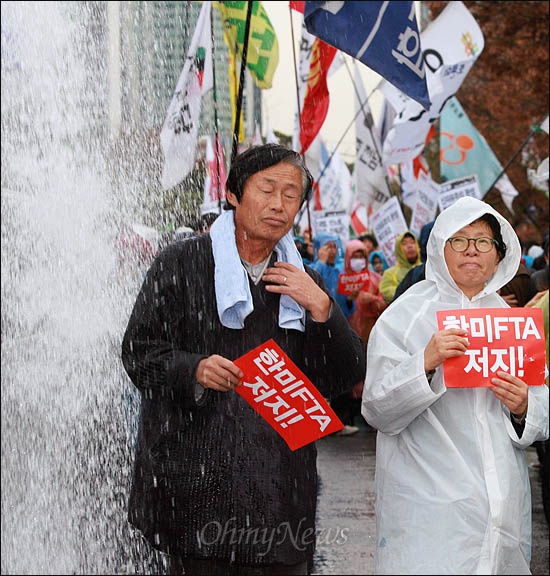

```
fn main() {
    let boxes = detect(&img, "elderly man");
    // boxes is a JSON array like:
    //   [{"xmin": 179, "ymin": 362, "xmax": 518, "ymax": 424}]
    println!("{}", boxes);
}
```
[{"xmin": 121, "ymin": 144, "xmax": 366, "ymax": 575}]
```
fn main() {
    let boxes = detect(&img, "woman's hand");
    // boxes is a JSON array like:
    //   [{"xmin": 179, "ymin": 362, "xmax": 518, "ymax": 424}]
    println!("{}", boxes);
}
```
[
  {"xmin": 490, "ymin": 370, "xmax": 529, "ymax": 418},
  {"xmin": 424, "ymin": 328, "xmax": 470, "ymax": 372}
]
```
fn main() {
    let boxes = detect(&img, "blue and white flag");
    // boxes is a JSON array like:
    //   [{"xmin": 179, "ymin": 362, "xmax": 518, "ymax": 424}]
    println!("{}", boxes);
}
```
[
  {"xmin": 440, "ymin": 96, "xmax": 518, "ymax": 212},
  {"xmin": 304, "ymin": 1, "xmax": 430, "ymax": 110}
]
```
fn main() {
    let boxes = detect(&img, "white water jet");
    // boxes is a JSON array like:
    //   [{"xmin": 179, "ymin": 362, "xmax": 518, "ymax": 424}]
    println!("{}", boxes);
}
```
[{"xmin": 1, "ymin": 2, "xmax": 161, "ymax": 573}]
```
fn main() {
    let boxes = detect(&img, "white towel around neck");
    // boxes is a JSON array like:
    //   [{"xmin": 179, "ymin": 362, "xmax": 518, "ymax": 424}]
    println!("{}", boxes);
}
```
[{"xmin": 210, "ymin": 210, "xmax": 306, "ymax": 331}]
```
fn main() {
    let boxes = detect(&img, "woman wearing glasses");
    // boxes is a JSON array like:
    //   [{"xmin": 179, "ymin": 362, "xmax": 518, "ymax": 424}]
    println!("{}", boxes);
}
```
[{"xmin": 362, "ymin": 196, "xmax": 548, "ymax": 575}]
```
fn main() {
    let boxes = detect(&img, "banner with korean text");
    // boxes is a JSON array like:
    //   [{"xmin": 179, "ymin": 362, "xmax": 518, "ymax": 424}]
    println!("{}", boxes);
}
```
[
  {"xmin": 234, "ymin": 339, "xmax": 344, "ymax": 450},
  {"xmin": 436, "ymin": 308, "xmax": 546, "ymax": 388}
]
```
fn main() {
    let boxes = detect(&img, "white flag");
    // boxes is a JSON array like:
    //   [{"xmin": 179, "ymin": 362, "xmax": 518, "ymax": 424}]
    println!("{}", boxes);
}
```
[
  {"xmin": 265, "ymin": 118, "xmax": 279, "ymax": 144},
  {"xmin": 317, "ymin": 140, "xmax": 353, "ymax": 213},
  {"xmin": 160, "ymin": 1, "xmax": 213, "ymax": 190},
  {"xmin": 353, "ymin": 63, "xmax": 391, "ymax": 215}
]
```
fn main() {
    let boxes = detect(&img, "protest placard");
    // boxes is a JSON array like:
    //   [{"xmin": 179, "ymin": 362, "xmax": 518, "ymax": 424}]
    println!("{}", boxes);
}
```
[
  {"xmin": 436, "ymin": 308, "xmax": 546, "ymax": 388},
  {"xmin": 234, "ymin": 339, "xmax": 344, "ymax": 450},
  {"xmin": 337, "ymin": 271, "xmax": 370, "ymax": 295}
]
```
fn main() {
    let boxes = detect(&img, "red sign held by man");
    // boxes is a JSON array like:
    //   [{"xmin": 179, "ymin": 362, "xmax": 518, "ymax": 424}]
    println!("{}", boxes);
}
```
[{"xmin": 234, "ymin": 339, "xmax": 344, "ymax": 450}]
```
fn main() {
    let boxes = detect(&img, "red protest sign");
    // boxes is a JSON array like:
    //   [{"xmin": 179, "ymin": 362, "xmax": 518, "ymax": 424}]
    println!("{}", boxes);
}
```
[
  {"xmin": 337, "ymin": 271, "xmax": 370, "ymax": 295},
  {"xmin": 234, "ymin": 339, "xmax": 344, "ymax": 450},
  {"xmin": 436, "ymin": 308, "xmax": 547, "ymax": 388}
]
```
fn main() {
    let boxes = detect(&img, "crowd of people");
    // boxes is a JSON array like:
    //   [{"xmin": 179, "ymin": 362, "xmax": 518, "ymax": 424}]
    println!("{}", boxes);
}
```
[{"xmin": 120, "ymin": 144, "xmax": 549, "ymax": 575}]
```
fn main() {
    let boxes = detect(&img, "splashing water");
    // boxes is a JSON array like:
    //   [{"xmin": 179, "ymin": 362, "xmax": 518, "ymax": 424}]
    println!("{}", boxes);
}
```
[{"xmin": 1, "ymin": 2, "xmax": 162, "ymax": 573}]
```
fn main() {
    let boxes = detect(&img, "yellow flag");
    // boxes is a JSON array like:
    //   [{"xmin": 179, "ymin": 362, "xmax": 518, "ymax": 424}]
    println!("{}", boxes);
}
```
[{"xmin": 215, "ymin": 1, "xmax": 279, "ymax": 89}]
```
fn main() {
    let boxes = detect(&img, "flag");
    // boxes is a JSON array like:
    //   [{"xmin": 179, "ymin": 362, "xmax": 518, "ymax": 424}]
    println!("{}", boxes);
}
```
[
  {"xmin": 299, "ymin": 37, "xmax": 337, "ymax": 155},
  {"xmin": 350, "ymin": 201, "xmax": 370, "ymax": 237},
  {"xmin": 214, "ymin": 1, "xmax": 279, "ymax": 89},
  {"xmin": 201, "ymin": 134, "xmax": 227, "ymax": 215},
  {"xmin": 316, "ymin": 140, "xmax": 353, "ymax": 212},
  {"xmin": 381, "ymin": 1, "xmax": 484, "ymax": 166},
  {"xmin": 353, "ymin": 62, "xmax": 391, "ymax": 215},
  {"xmin": 160, "ymin": 1, "xmax": 213, "ymax": 190},
  {"xmin": 304, "ymin": 1, "xmax": 430, "ymax": 110},
  {"xmin": 265, "ymin": 118, "xmax": 279, "ymax": 144},
  {"xmin": 252, "ymin": 123, "xmax": 263, "ymax": 146},
  {"xmin": 440, "ymin": 96, "xmax": 519, "ymax": 212}
]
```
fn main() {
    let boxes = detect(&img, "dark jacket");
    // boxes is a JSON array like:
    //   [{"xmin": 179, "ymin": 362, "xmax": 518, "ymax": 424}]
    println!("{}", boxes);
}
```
[{"xmin": 121, "ymin": 233, "xmax": 366, "ymax": 566}]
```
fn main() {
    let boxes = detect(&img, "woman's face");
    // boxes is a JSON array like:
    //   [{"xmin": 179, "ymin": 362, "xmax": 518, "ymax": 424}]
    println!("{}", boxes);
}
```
[
  {"xmin": 372, "ymin": 256, "xmax": 383, "ymax": 274},
  {"xmin": 444, "ymin": 220, "xmax": 500, "ymax": 299}
]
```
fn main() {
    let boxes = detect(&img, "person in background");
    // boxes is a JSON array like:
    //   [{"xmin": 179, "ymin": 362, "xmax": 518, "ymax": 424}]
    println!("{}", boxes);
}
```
[
  {"xmin": 301, "ymin": 226, "xmax": 315, "ymax": 265},
  {"xmin": 359, "ymin": 232, "xmax": 379, "ymax": 261},
  {"xmin": 309, "ymin": 232, "xmax": 350, "ymax": 317},
  {"xmin": 198, "ymin": 211, "xmax": 219, "ymax": 233},
  {"xmin": 310, "ymin": 235, "xmax": 363, "ymax": 436},
  {"xmin": 393, "ymin": 221, "xmax": 435, "ymax": 300},
  {"xmin": 293, "ymin": 235, "xmax": 313, "ymax": 265},
  {"xmin": 497, "ymin": 260, "xmax": 532, "ymax": 307},
  {"xmin": 369, "ymin": 250, "xmax": 389, "ymax": 275},
  {"xmin": 345, "ymin": 239, "xmax": 387, "ymax": 349},
  {"xmin": 362, "ymin": 196, "xmax": 549, "ymax": 574},
  {"xmin": 526, "ymin": 231, "xmax": 549, "ymax": 302},
  {"xmin": 527, "ymin": 287, "xmax": 550, "ymax": 524},
  {"xmin": 121, "ymin": 144, "xmax": 366, "ymax": 575},
  {"xmin": 379, "ymin": 231, "xmax": 422, "ymax": 304}
]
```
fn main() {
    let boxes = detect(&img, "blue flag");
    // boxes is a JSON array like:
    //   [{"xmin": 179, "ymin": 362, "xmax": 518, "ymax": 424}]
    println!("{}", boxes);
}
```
[{"xmin": 304, "ymin": 1, "xmax": 430, "ymax": 110}]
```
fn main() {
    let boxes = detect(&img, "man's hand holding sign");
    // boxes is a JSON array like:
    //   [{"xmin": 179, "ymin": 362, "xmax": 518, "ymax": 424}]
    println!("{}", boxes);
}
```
[{"xmin": 234, "ymin": 339, "xmax": 344, "ymax": 450}]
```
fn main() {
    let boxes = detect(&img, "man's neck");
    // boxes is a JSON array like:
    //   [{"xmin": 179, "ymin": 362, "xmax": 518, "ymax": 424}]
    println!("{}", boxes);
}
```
[{"xmin": 235, "ymin": 230, "xmax": 276, "ymax": 265}]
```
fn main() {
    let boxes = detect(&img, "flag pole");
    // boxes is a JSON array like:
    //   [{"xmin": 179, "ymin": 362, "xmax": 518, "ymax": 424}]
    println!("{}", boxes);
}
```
[
  {"xmin": 289, "ymin": 5, "xmax": 312, "ymax": 236},
  {"xmin": 210, "ymin": 7, "xmax": 223, "ymax": 213},
  {"xmin": 486, "ymin": 116, "xmax": 549, "ymax": 192},
  {"xmin": 231, "ymin": 1, "xmax": 254, "ymax": 163},
  {"xmin": 344, "ymin": 58, "xmax": 394, "ymax": 202}
]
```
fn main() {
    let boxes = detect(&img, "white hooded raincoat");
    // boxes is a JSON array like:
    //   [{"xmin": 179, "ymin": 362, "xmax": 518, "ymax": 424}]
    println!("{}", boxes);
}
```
[{"xmin": 362, "ymin": 197, "xmax": 549, "ymax": 575}]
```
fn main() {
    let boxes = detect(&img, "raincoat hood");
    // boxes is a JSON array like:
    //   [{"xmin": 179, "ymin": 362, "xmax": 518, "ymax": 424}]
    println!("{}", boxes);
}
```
[
  {"xmin": 394, "ymin": 230, "xmax": 421, "ymax": 268},
  {"xmin": 369, "ymin": 250, "xmax": 389, "ymax": 271},
  {"xmin": 425, "ymin": 196, "xmax": 521, "ymax": 302},
  {"xmin": 312, "ymin": 232, "xmax": 342, "ymax": 261}
]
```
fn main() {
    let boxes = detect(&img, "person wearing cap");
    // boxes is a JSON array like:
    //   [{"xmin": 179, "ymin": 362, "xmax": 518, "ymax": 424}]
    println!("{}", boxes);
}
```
[{"xmin": 121, "ymin": 144, "xmax": 365, "ymax": 575}]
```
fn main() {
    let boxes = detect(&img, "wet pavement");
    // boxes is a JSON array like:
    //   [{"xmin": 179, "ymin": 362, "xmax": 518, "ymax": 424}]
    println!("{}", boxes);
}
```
[{"xmin": 312, "ymin": 420, "xmax": 549, "ymax": 575}]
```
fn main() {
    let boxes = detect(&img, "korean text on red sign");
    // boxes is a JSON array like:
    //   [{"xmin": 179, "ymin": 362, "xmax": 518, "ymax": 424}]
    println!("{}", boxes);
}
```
[
  {"xmin": 436, "ymin": 308, "xmax": 546, "ymax": 388},
  {"xmin": 337, "ymin": 271, "xmax": 370, "ymax": 295},
  {"xmin": 234, "ymin": 339, "xmax": 344, "ymax": 450}
]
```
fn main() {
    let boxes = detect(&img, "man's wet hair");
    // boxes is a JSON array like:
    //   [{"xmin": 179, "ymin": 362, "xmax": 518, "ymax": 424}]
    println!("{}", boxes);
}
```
[{"xmin": 224, "ymin": 144, "xmax": 313, "ymax": 210}]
